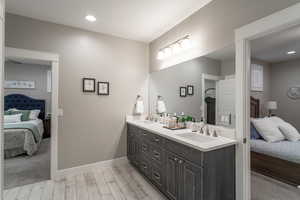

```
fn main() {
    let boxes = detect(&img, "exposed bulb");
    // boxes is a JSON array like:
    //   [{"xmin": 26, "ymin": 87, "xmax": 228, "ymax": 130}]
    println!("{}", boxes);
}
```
[
  {"xmin": 157, "ymin": 50, "xmax": 165, "ymax": 60},
  {"xmin": 164, "ymin": 47, "xmax": 172, "ymax": 58},
  {"xmin": 181, "ymin": 38, "xmax": 192, "ymax": 49},
  {"xmin": 171, "ymin": 42, "xmax": 182, "ymax": 54}
]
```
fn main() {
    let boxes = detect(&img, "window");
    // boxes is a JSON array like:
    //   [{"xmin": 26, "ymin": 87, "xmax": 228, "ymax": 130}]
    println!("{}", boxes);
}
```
[{"xmin": 251, "ymin": 64, "xmax": 263, "ymax": 92}]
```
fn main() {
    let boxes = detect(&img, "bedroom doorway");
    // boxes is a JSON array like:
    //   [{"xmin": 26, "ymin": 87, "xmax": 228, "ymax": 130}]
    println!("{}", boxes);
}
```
[
  {"xmin": 235, "ymin": 3, "xmax": 300, "ymax": 200},
  {"xmin": 249, "ymin": 25, "xmax": 300, "ymax": 199},
  {"xmin": 1, "ymin": 47, "xmax": 59, "ymax": 193}
]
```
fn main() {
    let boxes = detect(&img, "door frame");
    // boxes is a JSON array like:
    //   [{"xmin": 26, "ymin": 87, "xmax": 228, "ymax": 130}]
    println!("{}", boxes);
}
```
[
  {"xmin": 3, "ymin": 47, "xmax": 59, "ymax": 186},
  {"xmin": 235, "ymin": 3, "xmax": 300, "ymax": 200},
  {"xmin": 201, "ymin": 73, "xmax": 221, "ymax": 123}
]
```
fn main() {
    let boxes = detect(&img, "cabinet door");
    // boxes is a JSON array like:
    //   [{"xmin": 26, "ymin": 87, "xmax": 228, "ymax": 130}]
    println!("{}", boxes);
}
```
[
  {"xmin": 179, "ymin": 160, "xmax": 203, "ymax": 200},
  {"xmin": 165, "ymin": 152, "xmax": 179, "ymax": 200},
  {"xmin": 128, "ymin": 136, "xmax": 139, "ymax": 166}
]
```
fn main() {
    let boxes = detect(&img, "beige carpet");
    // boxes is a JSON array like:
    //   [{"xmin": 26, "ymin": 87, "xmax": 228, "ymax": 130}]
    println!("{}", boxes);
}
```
[
  {"xmin": 251, "ymin": 172, "xmax": 300, "ymax": 200},
  {"xmin": 4, "ymin": 138, "xmax": 50, "ymax": 189}
]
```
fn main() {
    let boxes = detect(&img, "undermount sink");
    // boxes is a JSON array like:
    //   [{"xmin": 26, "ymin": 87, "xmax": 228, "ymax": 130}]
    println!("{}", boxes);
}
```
[
  {"xmin": 140, "ymin": 120, "xmax": 154, "ymax": 124},
  {"xmin": 176, "ymin": 133, "xmax": 216, "ymax": 143}
]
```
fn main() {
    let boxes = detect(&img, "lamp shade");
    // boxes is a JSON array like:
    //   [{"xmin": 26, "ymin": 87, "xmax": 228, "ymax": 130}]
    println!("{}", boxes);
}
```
[{"xmin": 266, "ymin": 101, "xmax": 277, "ymax": 110}]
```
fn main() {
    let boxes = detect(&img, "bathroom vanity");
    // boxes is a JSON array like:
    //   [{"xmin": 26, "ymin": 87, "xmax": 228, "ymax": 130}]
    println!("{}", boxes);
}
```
[{"xmin": 127, "ymin": 119, "xmax": 236, "ymax": 200}]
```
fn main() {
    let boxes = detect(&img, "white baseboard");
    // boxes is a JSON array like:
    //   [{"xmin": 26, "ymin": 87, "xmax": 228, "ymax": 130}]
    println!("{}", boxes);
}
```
[{"xmin": 54, "ymin": 156, "xmax": 128, "ymax": 180}]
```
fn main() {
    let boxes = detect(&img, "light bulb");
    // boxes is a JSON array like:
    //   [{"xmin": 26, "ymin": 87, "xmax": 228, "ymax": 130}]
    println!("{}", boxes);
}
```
[
  {"xmin": 287, "ymin": 50, "xmax": 296, "ymax": 55},
  {"xmin": 171, "ymin": 42, "xmax": 182, "ymax": 54},
  {"xmin": 85, "ymin": 15, "xmax": 97, "ymax": 22},
  {"xmin": 164, "ymin": 47, "xmax": 172, "ymax": 58},
  {"xmin": 157, "ymin": 50, "xmax": 165, "ymax": 60},
  {"xmin": 181, "ymin": 38, "xmax": 191, "ymax": 49}
]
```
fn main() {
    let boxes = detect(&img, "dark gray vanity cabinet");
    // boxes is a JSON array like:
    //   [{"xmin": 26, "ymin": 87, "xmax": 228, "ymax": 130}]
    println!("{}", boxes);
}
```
[
  {"xmin": 166, "ymin": 151, "xmax": 202, "ymax": 200},
  {"xmin": 127, "ymin": 124, "xmax": 235, "ymax": 200}
]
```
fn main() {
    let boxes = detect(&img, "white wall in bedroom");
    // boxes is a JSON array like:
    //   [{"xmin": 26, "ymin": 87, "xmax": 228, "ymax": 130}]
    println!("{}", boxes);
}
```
[
  {"xmin": 270, "ymin": 59, "xmax": 300, "ymax": 131},
  {"xmin": 4, "ymin": 61, "xmax": 52, "ymax": 114}
]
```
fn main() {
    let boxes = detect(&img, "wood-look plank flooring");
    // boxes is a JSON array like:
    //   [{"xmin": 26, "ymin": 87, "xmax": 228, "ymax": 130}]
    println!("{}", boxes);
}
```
[
  {"xmin": 6, "ymin": 161, "xmax": 300, "ymax": 200},
  {"xmin": 3, "ymin": 162, "xmax": 167, "ymax": 200}
]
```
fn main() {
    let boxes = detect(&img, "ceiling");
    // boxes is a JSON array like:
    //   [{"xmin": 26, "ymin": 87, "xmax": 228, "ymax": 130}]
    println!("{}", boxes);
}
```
[
  {"xmin": 206, "ymin": 25, "xmax": 300, "ymax": 63},
  {"xmin": 251, "ymin": 25, "xmax": 300, "ymax": 63},
  {"xmin": 6, "ymin": 0, "xmax": 213, "ymax": 43},
  {"xmin": 5, "ymin": 58, "xmax": 51, "ymax": 66}
]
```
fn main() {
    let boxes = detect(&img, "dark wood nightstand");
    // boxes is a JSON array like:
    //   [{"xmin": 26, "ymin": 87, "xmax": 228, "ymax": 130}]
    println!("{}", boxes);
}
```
[{"xmin": 43, "ymin": 117, "xmax": 51, "ymax": 138}]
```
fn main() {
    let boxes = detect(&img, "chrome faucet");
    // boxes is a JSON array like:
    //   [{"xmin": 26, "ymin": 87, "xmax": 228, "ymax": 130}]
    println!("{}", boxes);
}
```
[{"xmin": 205, "ymin": 126, "xmax": 210, "ymax": 136}]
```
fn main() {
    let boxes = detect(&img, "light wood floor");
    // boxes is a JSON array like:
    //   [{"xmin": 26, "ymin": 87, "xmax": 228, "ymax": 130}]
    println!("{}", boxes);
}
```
[
  {"xmin": 5, "ymin": 161, "xmax": 300, "ymax": 200},
  {"xmin": 3, "ymin": 162, "xmax": 167, "ymax": 200}
]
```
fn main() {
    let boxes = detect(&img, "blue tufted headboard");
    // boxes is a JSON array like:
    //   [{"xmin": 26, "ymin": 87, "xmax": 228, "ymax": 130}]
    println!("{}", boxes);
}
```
[{"xmin": 4, "ymin": 94, "xmax": 46, "ymax": 120}]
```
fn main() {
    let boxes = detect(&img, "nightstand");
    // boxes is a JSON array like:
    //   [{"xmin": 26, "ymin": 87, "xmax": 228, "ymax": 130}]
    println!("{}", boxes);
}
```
[{"xmin": 43, "ymin": 117, "xmax": 51, "ymax": 138}]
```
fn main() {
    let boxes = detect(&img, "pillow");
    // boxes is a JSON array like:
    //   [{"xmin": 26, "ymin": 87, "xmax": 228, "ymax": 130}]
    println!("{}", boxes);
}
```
[
  {"xmin": 250, "ymin": 123, "xmax": 261, "ymax": 139},
  {"xmin": 4, "ymin": 114, "xmax": 22, "ymax": 123},
  {"xmin": 4, "ymin": 110, "xmax": 11, "ymax": 115},
  {"xmin": 9, "ymin": 110, "xmax": 31, "ymax": 121},
  {"xmin": 279, "ymin": 122, "xmax": 300, "ymax": 142},
  {"xmin": 29, "ymin": 110, "xmax": 41, "ymax": 120},
  {"xmin": 269, "ymin": 116, "xmax": 285, "ymax": 125},
  {"xmin": 251, "ymin": 118, "xmax": 284, "ymax": 142}
]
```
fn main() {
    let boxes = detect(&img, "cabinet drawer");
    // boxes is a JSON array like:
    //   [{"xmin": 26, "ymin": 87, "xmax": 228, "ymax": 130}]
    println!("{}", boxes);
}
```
[
  {"xmin": 151, "ymin": 163, "xmax": 165, "ymax": 188},
  {"xmin": 140, "ymin": 141, "xmax": 151, "ymax": 157},
  {"xmin": 139, "ymin": 158, "xmax": 151, "ymax": 177},
  {"xmin": 165, "ymin": 139, "xmax": 203, "ymax": 166},
  {"xmin": 150, "ymin": 145, "xmax": 165, "ymax": 165},
  {"xmin": 149, "ymin": 133, "xmax": 165, "ymax": 146}
]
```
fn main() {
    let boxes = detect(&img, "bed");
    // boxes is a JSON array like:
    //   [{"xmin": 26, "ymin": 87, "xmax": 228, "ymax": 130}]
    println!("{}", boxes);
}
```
[
  {"xmin": 250, "ymin": 97, "xmax": 300, "ymax": 187},
  {"xmin": 4, "ymin": 94, "xmax": 45, "ymax": 158}
]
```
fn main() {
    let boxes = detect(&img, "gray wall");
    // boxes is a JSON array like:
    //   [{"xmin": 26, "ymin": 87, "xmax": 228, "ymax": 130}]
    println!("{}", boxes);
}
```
[
  {"xmin": 5, "ymin": 14, "xmax": 149, "ymax": 169},
  {"xmin": 149, "ymin": 57, "xmax": 220, "ymax": 121},
  {"xmin": 271, "ymin": 59, "xmax": 300, "ymax": 131},
  {"xmin": 4, "ymin": 61, "xmax": 52, "ymax": 114},
  {"xmin": 150, "ymin": 0, "xmax": 300, "ymax": 72},
  {"xmin": 220, "ymin": 59, "xmax": 272, "ymax": 116}
]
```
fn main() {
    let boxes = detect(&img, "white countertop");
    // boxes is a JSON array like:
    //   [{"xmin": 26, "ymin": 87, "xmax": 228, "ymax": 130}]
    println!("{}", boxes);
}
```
[{"xmin": 126, "ymin": 117, "xmax": 237, "ymax": 152}]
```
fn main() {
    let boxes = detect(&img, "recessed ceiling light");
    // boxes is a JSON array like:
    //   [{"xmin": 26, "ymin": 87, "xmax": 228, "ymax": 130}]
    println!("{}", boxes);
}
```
[
  {"xmin": 85, "ymin": 15, "xmax": 96, "ymax": 22},
  {"xmin": 287, "ymin": 50, "xmax": 296, "ymax": 55}
]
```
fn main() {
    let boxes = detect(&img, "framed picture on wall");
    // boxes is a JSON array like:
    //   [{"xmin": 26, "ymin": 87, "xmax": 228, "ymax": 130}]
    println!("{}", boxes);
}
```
[
  {"xmin": 180, "ymin": 87, "xmax": 187, "ymax": 97},
  {"xmin": 82, "ymin": 78, "xmax": 96, "ymax": 93},
  {"xmin": 98, "ymin": 82, "xmax": 109, "ymax": 95},
  {"xmin": 187, "ymin": 85, "xmax": 194, "ymax": 95}
]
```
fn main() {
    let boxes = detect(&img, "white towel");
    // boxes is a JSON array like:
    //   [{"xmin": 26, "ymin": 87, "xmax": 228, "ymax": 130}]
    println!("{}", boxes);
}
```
[
  {"xmin": 157, "ymin": 100, "xmax": 166, "ymax": 114},
  {"xmin": 135, "ymin": 100, "xmax": 144, "ymax": 115}
]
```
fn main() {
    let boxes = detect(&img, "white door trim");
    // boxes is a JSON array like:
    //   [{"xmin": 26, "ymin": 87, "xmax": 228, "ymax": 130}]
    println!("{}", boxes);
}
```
[
  {"xmin": 201, "ymin": 73, "xmax": 221, "ymax": 123},
  {"xmin": 2, "ymin": 47, "xmax": 60, "ymax": 191},
  {"xmin": 0, "ymin": 3, "xmax": 4, "ymax": 199},
  {"xmin": 235, "ymin": 2, "xmax": 300, "ymax": 200}
]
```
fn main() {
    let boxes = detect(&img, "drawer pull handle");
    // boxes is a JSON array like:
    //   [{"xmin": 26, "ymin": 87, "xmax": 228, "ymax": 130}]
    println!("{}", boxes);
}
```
[
  {"xmin": 142, "ymin": 164, "xmax": 147, "ymax": 169},
  {"xmin": 153, "ymin": 151, "xmax": 160, "ymax": 158},
  {"xmin": 154, "ymin": 138, "xmax": 160, "ymax": 142},
  {"xmin": 178, "ymin": 160, "xmax": 184, "ymax": 164},
  {"xmin": 174, "ymin": 157, "xmax": 178, "ymax": 162},
  {"xmin": 142, "ymin": 144, "xmax": 147, "ymax": 151},
  {"xmin": 153, "ymin": 172, "xmax": 161, "ymax": 180}
]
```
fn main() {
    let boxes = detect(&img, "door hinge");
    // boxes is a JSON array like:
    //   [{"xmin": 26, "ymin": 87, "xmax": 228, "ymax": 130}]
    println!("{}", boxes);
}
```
[{"xmin": 243, "ymin": 138, "xmax": 247, "ymax": 144}]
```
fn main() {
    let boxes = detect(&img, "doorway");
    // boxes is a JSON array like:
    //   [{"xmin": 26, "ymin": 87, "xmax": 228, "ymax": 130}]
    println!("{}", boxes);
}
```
[
  {"xmin": 235, "ymin": 3, "xmax": 300, "ymax": 200},
  {"xmin": 2, "ymin": 47, "xmax": 59, "ymax": 194}
]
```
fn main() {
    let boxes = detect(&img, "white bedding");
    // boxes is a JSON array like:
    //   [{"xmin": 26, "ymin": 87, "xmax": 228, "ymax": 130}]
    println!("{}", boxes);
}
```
[
  {"xmin": 6, "ymin": 119, "xmax": 44, "ymax": 137},
  {"xmin": 4, "ymin": 119, "xmax": 44, "ymax": 158}
]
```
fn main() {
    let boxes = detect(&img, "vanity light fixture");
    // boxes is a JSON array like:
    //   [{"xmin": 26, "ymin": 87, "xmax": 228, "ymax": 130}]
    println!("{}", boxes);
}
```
[
  {"xmin": 85, "ymin": 15, "xmax": 97, "ymax": 22},
  {"xmin": 287, "ymin": 50, "xmax": 296, "ymax": 55},
  {"xmin": 157, "ymin": 35, "xmax": 191, "ymax": 60}
]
